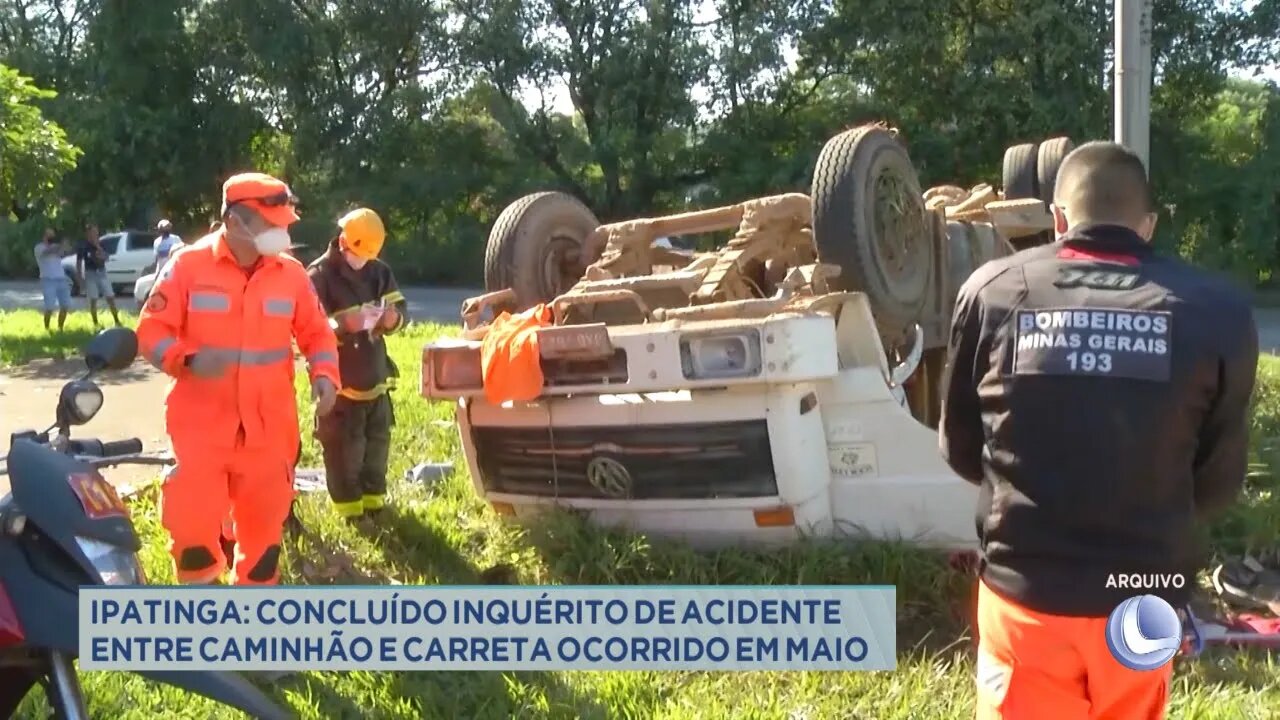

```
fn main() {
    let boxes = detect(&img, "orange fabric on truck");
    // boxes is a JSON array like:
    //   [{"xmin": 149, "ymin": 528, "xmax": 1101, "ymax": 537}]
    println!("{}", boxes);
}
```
[{"xmin": 480, "ymin": 303, "xmax": 554, "ymax": 404}]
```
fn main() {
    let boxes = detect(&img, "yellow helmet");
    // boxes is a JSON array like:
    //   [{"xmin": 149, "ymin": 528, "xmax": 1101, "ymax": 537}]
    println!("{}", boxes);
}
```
[{"xmin": 337, "ymin": 208, "xmax": 386, "ymax": 260}]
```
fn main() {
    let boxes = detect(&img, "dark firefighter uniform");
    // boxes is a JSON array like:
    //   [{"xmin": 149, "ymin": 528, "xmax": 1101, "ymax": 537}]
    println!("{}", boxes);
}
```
[
  {"xmin": 940, "ymin": 223, "xmax": 1257, "ymax": 719},
  {"xmin": 307, "ymin": 208, "xmax": 408, "ymax": 520}
]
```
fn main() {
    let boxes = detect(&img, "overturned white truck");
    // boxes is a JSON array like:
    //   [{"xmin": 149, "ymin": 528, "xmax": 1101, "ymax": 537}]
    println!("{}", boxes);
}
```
[{"xmin": 421, "ymin": 125, "xmax": 1071, "ymax": 550}]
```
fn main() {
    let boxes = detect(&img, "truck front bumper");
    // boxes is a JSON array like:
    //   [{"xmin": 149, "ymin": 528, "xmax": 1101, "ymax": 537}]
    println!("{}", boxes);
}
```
[{"xmin": 454, "ymin": 384, "xmax": 836, "ymax": 549}]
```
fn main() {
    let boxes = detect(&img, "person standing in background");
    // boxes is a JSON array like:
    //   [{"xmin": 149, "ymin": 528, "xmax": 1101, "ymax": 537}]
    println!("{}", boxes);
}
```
[
  {"xmin": 76, "ymin": 223, "xmax": 122, "ymax": 328},
  {"xmin": 34, "ymin": 228, "xmax": 71, "ymax": 331},
  {"xmin": 154, "ymin": 219, "xmax": 183, "ymax": 270}
]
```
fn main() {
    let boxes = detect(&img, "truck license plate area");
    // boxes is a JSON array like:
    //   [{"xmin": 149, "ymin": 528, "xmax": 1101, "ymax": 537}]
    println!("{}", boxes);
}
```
[
  {"xmin": 538, "ymin": 324, "xmax": 613, "ymax": 360},
  {"xmin": 472, "ymin": 421, "xmax": 778, "ymax": 500}
]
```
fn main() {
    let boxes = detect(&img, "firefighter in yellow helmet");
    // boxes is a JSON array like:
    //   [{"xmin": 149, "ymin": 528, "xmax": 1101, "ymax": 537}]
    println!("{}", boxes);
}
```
[{"xmin": 306, "ymin": 208, "xmax": 408, "ymax": 524}]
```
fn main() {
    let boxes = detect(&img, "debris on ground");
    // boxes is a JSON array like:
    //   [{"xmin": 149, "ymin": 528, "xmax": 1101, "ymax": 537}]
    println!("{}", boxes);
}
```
[{"xmin": 407, "ymin": 462, "xmax": 452, "ymax": 485}]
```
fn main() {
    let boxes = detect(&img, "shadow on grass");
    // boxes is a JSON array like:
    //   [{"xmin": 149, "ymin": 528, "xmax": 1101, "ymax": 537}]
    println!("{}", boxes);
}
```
[
  {"xmin": 282, "ymin": 511, "xmax": 394, "ymax": 585},
  {"xmin": 0, "ymin": 310, "xmax": 139, "ymax": 369},
  {"xmin": 517, "ymin": 508, "xmax": 974, "ymax": 654},
  {"xmin": 0, "ymin": 327, "xmax": 103, "ymax": 367},
  {"xmin": 264, "ymin": 674, "xmax": 368, "ymax": 720},
  {"xmin": 2, "ymin": 357, "xmax": 154, "ymax": 384},
  {"xmin": 269, "ymin": 503, "xmax": 612, "ymax": 718},
  {"xmin": 1181, "ymin": 646, "xmax": 1280, "ymax": 693},
  {"xmin": 374, "ymin": 505, "xmax": 491, "ymax": 583},
  {"xmin": 386, "ymin": 670, "xmax": 611, "ymax": 720}
]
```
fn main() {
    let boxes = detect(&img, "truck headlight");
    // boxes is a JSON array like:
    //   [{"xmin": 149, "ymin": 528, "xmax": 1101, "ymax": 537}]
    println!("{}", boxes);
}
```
[
  {"xmin": 424, "ymin": 344, "xmax": 483, "ymax": 392},
  {"xmin": 680, "ymin": 330, "xmax": 762, "ymax": 380},
  {"xmin": 75, "ymin": 536, "xmax": 144, "ymax": 585}
]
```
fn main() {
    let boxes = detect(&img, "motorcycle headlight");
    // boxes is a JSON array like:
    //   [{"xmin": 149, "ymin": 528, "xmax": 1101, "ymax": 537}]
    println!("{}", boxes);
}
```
[
  {"xmin": 75, "ymin": 536, "xmax": 144, "ymax": 585},
  {"xmin": 680, "ymin": 330, "xmax": 763, "ymax": 380}
]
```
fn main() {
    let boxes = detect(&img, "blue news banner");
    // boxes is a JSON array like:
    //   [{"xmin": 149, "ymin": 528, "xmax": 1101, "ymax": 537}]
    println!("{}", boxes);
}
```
[{"xmin": 79, "ymin": 586, "xmax": 896, "ymax": 672}]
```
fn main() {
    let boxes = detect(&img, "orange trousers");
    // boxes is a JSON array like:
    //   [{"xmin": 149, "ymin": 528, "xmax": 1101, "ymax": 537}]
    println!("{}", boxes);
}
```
[
  {"xmin": 975, "ymin": 580, "xmax": 1172, "ymax": 719},
  {"xmin": 161, "ymin": 430, "xmax": 295, "ymax": 585}
]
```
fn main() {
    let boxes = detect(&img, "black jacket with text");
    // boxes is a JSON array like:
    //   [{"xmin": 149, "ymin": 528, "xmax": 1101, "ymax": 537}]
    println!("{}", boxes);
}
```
[
  {"xmin": 939, "ymin": 223, "xmax": 1258, "ymax": 616},
  {"xmin": 307, "ymin": 239, "xmax": 408, "ymax": 400}
]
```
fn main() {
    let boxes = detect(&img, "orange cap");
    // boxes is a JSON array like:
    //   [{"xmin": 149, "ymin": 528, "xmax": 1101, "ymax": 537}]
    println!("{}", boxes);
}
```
[{"xmin": 221, "ymin": 172, "xmax": 300, "ymax": 228}]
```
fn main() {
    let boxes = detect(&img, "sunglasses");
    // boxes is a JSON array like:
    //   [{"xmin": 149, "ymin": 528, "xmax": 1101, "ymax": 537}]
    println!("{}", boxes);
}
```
[
  {"xmin": 253, "ymin": 189, "xmax": 299, "ymax": 207},
  {"xmin": 230, "ymin": 189, "xmax": 298, "ymax": 210}
]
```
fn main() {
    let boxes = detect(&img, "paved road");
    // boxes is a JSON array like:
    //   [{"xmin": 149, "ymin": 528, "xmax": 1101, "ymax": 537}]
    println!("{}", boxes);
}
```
[{"xmin": 0, "ymin": 279, "xmax": 480, "ymax": 325}]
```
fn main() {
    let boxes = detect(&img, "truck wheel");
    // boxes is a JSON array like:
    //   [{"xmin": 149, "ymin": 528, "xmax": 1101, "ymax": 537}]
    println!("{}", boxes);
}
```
[
  {"xmin": 483, "ymin": 191, "xmax": 600, "ymax": 309},
  {"xmin": 1002, "ymin": 143, "xmax": 1039, "ymax": 200},
  {"xmin": 1036, "ymin": 137, "xmax": 1075, "ymax": 205},
  {"xmin": 812, "ymin": 125, "xmax": 932, "ymax": 338}
]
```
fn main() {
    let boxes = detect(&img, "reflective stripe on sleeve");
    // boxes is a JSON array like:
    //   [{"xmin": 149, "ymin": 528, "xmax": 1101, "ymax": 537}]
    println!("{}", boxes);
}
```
[
  {"xmin": 149, "ymin": 337, "xmax": 177, "ymax": 369},
  {"xmin": 307, "ymin": 351, "xmax": 338, "ymax": 366}
]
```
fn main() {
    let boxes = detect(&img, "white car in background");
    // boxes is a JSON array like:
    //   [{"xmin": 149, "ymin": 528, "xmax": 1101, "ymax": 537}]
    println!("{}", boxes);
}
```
[
  {"xmin": 133, "ymin": 270, "xmax": 159, "ymax": 309},
  {"xmin": 61, "ymin": 230, "xmax": 159, "ymax": 297}
]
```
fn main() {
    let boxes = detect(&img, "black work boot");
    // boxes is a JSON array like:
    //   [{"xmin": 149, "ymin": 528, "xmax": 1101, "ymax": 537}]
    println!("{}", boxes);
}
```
[{"xmin": 220, "ymin": 536, "xmax": 236, "ymax": 572}]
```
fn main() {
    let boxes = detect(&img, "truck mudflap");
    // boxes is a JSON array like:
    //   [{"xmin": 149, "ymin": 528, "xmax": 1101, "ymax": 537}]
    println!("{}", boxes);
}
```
[{"xmin": 138, "ymin": 670, "xmax": 292, "ymax": 720}]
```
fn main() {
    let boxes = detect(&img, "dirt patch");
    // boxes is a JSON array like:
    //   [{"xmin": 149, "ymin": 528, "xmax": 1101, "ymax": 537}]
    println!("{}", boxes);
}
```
[{"xmin": 0, "ymin": 358, "xmax": 171, "ymax": 494}]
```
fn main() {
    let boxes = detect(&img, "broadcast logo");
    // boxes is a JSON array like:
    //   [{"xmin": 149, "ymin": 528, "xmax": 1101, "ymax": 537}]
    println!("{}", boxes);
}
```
[{"xmin": 1104, "ymin": 594, "xmax": 1182, "ymax": 671}]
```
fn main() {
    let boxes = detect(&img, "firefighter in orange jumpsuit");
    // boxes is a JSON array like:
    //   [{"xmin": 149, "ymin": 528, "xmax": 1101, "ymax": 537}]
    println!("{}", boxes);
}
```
[{"xmin": 137, "ymin": 172, "xmax": 341, "ymax": 585}]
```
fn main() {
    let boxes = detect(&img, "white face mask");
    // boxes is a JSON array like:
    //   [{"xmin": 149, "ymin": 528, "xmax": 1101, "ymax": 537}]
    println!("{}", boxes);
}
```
[
  {"xmin": 253, "ymin": 227, "xmax": 292, "ymax": 256},
  {"xmin": 343, "ymin": 251, "xmax": 368, "ymax": 271}
]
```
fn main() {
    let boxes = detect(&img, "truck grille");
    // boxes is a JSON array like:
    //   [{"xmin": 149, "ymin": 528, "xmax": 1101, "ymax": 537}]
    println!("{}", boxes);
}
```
[{"xmin": 472, "ymin": 421, "xmax": 778, "ymax": 500}]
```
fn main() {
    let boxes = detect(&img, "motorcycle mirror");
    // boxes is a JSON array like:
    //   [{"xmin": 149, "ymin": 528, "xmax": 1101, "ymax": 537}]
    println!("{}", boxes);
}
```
[
  {"xmin": 57, "ymin": 379, "xmax": 105, "ymax": 426},
  {"xmin": 84, "ymin": 326, "xmax": 139, "ymax": 373}
]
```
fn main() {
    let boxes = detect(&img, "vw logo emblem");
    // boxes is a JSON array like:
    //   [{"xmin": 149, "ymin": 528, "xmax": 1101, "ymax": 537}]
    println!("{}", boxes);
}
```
[{"xmin": 586, "ymin": 456, "xmax": 632, "ymax": 498}]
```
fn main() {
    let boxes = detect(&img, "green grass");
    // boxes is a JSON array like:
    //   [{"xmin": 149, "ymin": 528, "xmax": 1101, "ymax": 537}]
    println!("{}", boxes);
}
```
[
  {"xmin": 0, "ymin": 308, "xmax": 139, "ymax": 367},
  {"xmin": 5, "ymin": 315, "xmax": 1280, "ymax": 718}
]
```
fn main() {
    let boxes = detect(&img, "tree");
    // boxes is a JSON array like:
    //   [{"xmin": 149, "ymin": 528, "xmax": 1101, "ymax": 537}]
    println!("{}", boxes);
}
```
[{"xmin": 0, "ymin": 64, "xmax": 81, "ymax": 218}]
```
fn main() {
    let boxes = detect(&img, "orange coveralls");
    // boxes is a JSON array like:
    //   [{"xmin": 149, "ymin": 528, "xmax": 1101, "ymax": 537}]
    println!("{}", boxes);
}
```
[{"xmin": 137, "ymin": 230, "xmax": 340, "ymax": 584}]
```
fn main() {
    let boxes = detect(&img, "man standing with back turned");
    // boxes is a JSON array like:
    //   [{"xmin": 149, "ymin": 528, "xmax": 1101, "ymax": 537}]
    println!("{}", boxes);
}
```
[
  {"xmin": 137, "ymin": 172, "xmax": 341, "ymax": 585},
  {"xmin": 940, "ymin": 142, "xmax": 1257, "ymax": 719},
  {"xmin": 307, "ymin": 208, "xmax": 407, "ymax": 524}
]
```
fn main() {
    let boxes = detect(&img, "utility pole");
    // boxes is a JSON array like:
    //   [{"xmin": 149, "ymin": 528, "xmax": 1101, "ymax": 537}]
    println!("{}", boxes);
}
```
[{"xmin": 1115, "ymin": 0, "xmax": 1153, "ymax": 172}]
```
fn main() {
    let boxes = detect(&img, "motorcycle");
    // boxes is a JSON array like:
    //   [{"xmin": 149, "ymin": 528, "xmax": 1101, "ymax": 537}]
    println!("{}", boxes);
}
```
[{"xmin": 0, "ymin": 327, "xmax": 290, "ymax": 720}]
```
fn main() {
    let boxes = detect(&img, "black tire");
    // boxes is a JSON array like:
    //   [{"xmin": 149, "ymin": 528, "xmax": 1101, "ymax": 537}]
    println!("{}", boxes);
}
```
[
  {"xmin": 812, "ymin": 126, "xmax": 933, "ymax": 337},
  {"xmin": 483, "ymin": 191, "xmax": 600, "ymax": 310},
  {"xmin": 1036, "ymin": 136, "xmax": 1075, "ymax": 205},
  {"xmin": 65, "ymin": 270, "xmax": 81, "ymax": 297},
  {"xmin": 1002, "ymin": 143, "xmax": 1039, "ymax": 200}
]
